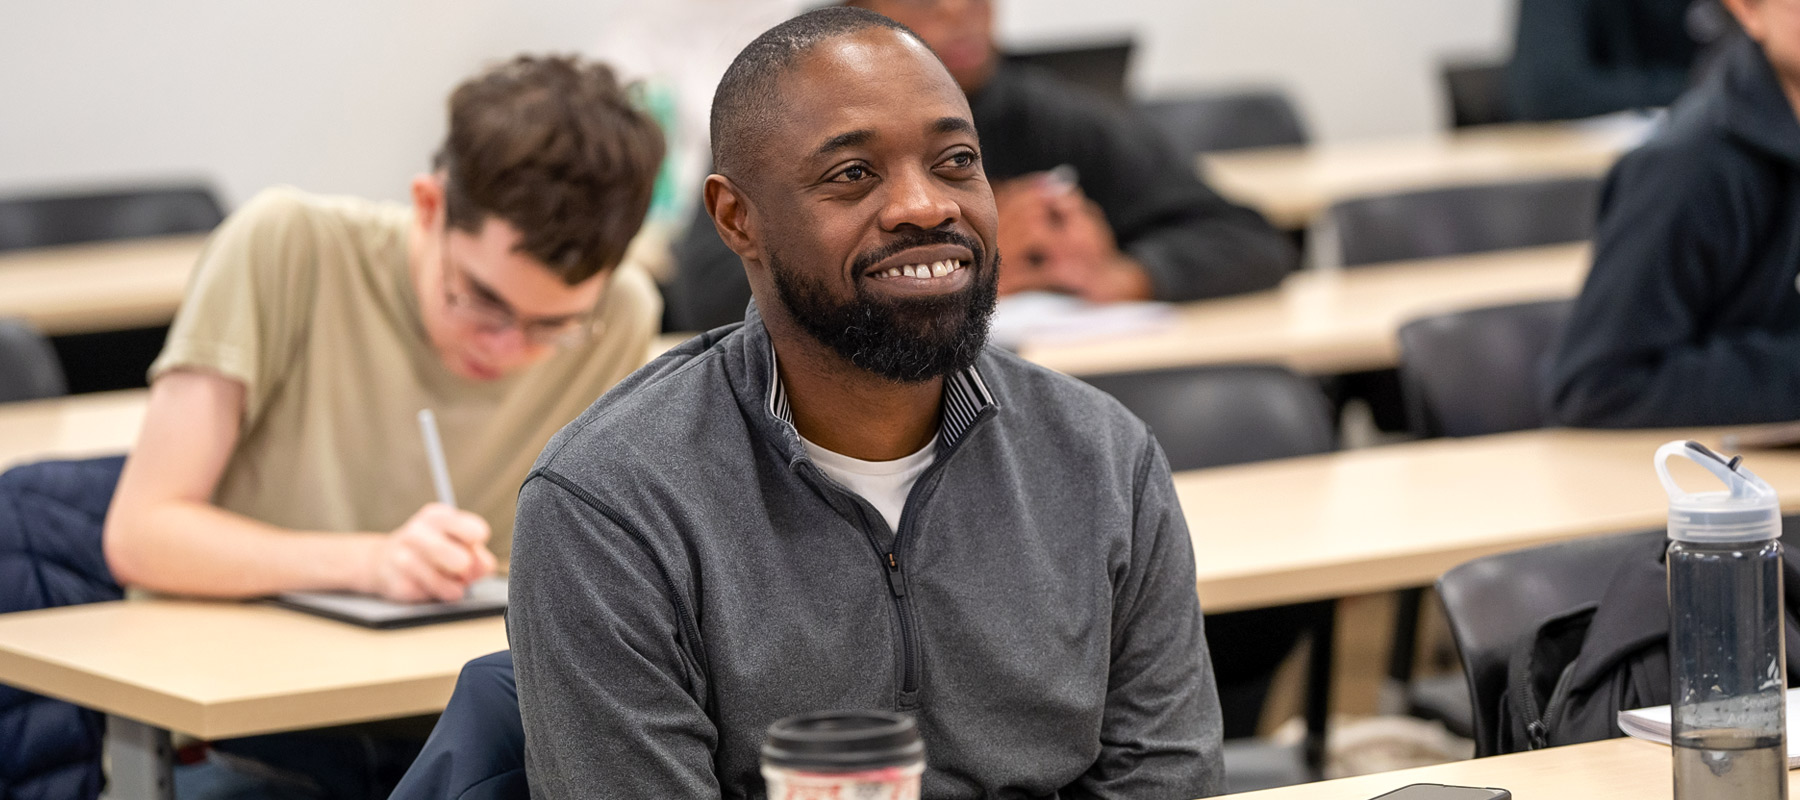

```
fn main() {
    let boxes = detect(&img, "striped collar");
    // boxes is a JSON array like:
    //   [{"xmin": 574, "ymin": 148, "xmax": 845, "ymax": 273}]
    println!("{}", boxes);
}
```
[{"xmin": 765, "ymin": 342, "xmax": 995, "ymax": 452}]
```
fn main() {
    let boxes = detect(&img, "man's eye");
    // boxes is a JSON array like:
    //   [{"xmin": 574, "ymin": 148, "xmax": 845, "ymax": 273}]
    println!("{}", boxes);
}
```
[
  {"xmin": 943, "ymin": 151, "xmax": 978, "ymax": 169},
  {"xmin": 831, "ymin": 165, "xmax": 872, "ymax": 183}
]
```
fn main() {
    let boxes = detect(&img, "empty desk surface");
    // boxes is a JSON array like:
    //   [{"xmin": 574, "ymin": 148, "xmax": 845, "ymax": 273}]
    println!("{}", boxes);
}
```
[
  {"xmin": 0, "ymin": 235, "xmax": 206, "ymax": 335},
  {"xmin": 0, "ymin": 600, "xmax": 505, "ymax": 739},
  {"xmin": 1223, "ymin": 737, "xmax": 1765, "ymax": 799},
  {"xmin": 0, "ymin": 389, "xmax": 147, "ymax": 470},
  {"xmin": 1178, "ymin": 426, "xmax": 1800, "ymax": 613},
  {"xmin": 1201, "ymin": 123, "xmax": 1636, "ymax": 229},
  {"xmin": 1022, "ymin": 243, "xmax": 1589, "ymax": 377}
]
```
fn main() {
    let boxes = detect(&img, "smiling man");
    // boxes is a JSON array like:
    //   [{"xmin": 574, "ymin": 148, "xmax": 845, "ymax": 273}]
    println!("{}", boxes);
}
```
[
  {"xmin": 508, "ymin": 9, "xmax": 1222, "ymax": 798},
  {"xmin": 663, "ymin": 0, "xmax": 1296, "ymax": 331}
]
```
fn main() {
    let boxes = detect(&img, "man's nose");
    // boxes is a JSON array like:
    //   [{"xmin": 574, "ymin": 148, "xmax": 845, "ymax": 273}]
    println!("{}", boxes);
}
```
[
  {"xmin": 878, "ymin": 165, "xmax": 959, "ymax": 232},
  {"xmin": 477, "ymin": 324, "xmax": 532, "ymax": 361}
]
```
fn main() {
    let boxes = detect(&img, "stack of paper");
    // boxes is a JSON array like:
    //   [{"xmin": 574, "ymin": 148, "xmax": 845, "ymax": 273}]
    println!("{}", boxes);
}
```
[
  {"xmin": 987, "ymin": 292, "xmax": 1176, "ymax": 349},
  {"xmin": 1618, "ymin": 688, "xmax": 1800, "ymax": 769}
]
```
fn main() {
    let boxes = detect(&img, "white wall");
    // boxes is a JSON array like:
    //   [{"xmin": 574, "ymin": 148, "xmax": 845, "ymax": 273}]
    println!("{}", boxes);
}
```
[
  {"xmin": 0, "ymin": 0, "xmax": 1516, "ymax": 210},
  {"xmin": 998, "ymin": 0, "xmax": 1517, "ymax": 142}
]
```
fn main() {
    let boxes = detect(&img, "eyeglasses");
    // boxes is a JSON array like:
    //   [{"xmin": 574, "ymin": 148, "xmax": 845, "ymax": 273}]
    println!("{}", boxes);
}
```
[{"xmin": 439, "ymin": 241, "xmax": 600, "ymax": 348}]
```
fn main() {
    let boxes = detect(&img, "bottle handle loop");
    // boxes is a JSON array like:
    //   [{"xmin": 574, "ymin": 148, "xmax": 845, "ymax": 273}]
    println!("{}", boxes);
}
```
[{"xmin": 1655, "ymin": 439, "xmax": 1773, "ymax": 502}]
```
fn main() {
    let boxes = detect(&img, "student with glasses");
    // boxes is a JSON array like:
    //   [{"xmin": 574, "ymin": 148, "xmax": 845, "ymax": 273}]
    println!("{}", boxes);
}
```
[{"xmin": 100, "ymin": 55, "xmax": 665, "ymax": 798}]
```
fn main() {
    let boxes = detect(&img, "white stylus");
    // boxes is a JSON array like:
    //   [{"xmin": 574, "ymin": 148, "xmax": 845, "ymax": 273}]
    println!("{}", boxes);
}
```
[{"xmin": 417, "ymin": 409, "xmax": 457, "ymax": 508}]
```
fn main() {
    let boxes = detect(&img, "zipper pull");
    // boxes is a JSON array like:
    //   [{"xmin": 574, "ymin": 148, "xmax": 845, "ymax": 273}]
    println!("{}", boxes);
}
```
[{"xmin": 883, "ymin": 552, "xmax": 907, "ymax": 597}]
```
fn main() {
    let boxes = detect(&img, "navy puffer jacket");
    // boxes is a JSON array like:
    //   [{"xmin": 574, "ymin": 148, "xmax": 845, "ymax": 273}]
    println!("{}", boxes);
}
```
[{"xmin": 0, "ymin": 456, "xmax": 125, "ymax": 800}]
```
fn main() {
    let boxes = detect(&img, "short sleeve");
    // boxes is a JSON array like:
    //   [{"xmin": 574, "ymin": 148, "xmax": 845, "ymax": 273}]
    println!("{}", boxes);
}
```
[{"xmin": 149, "ymin": 187, "xmax": 320, "ymax": 429}]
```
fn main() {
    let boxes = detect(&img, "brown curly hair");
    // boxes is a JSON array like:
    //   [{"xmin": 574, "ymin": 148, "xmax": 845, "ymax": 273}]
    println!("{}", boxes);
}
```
[{"xmin": 435, "ymin": 55, "xmax": 666, "ymax": 285}]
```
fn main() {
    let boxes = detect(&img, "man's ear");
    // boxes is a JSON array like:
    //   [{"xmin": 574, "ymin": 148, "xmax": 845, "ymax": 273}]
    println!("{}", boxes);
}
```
[
  {"xmin": 410, "ymin": 173, "xmax": 445, "ymax": 232},
  {"xmin": 704, "ymin": 174, "xmax": 763, "ymax": 264}
]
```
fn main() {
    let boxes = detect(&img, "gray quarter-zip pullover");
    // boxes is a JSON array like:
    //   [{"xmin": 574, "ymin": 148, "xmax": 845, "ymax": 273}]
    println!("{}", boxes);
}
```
[{"xmin": 509, "ymin": 305, "xmax": 1223, "ymax": 798}]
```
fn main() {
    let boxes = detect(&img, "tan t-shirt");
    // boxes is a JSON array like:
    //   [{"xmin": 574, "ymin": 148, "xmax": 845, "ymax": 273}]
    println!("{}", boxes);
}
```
[{"xmin": 149, "ymin": 186, "xmax": 660, "ymax": 564}]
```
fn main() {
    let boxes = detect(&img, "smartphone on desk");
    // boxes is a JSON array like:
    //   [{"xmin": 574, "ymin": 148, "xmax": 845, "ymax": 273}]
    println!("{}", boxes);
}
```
[{"xmin": 1368, "ymin": 784, "xmax": 1510, "ymax": 800}]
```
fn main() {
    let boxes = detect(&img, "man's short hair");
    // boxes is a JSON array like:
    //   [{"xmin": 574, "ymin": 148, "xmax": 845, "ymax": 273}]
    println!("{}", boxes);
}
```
[
  {"xmin": 435, "ymin": 55, "xmax": 665, "ymax": 285},
  {"xmin": 710, "ymin": 7, "xmax": 924, "ymax": 183}
]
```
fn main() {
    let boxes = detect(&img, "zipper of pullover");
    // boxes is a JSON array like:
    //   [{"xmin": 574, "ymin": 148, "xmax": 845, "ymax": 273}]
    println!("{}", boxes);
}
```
[{"xmin": 795, "ymin": 405, "xmax": 996, "ymax": 703}]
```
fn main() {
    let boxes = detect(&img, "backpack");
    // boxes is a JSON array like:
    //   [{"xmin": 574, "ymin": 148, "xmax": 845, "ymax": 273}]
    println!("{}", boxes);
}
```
[{"xmin": 1496, "ymin": 536, "xmax": 1800, "ymax": 753}]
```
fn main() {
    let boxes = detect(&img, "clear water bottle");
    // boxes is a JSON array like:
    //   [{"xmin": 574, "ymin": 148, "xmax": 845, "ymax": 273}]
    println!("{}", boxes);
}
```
[{"xmin": 1657, "ymin": 440, "xmax": 1787, "ymax": 800}]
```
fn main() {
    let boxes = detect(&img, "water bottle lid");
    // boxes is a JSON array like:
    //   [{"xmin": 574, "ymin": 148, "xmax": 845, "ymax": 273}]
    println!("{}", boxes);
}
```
[
  {"xmin": 761, "ymin": 710, "xmax": 924, "ymax": 772},
  {"xmin": 1655, "ymin": 440, "xmax": 1780, "ymax": 543}
]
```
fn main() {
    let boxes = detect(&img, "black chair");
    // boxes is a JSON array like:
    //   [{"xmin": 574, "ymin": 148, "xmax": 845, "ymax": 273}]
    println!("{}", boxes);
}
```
[
  {"xmin": 1082, "ymin": 365, "xmax": 1335, "ymax": 788},
  {"xmin": 0, "ymin": 185, "xmax": 225, "ymax": 394},
  {"xmin": 1324, "ymin": 176, "xmax": 1601, "ymax": 268},
  {"xmin": 1140, "ymin": 89, "xmax": 1309, "ymax": 161},
  {"xmin": 1004, "ymin": 38, "xmax": 1134, "ymax": 106},
  {"xmin": 1383, "ymin": 299, "xmax": 1575, "ymax": 735},
  {"xmin": 1442, "ymin": 60, "xmax": 1516, "ymax": 128},
  {"xmin": 0, "ymin": 185, "xmax": 224, "ymax": 252},
  {"xmin": 1081, "ymin": 364, "xmax": 1335, "ymax": 472},
  {"xmin": 1436, "ymin": 530, "xmax": 1665, "ymax": 757},
  {"xmin": 0, "ymin": 319, "xmax": 68, "ymax": 403},
  {"xmin": 1397, "ymin": 299, "xmax": 1574, "ymax": 439}
]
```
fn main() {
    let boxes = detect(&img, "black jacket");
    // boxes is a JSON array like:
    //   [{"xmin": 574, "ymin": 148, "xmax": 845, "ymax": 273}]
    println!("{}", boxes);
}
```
[
  {"xmin": 1543, "ymin": 36, "xmax": 1800, "ymax": 427},
  {"xmin": 663, "ymin": 62, "xmax": 1296, "ymax": 331},
  {"xmin": 1507, "ymin": 0, "xmax": 1712, "ymax": 122}
]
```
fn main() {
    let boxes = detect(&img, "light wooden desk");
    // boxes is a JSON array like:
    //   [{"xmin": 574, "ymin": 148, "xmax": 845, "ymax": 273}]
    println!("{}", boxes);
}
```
[
  {"xmin": 1021, "ymin": 243, "xmax": 1589, "ymax": 377},
  {"xmin": 1179, "ymin": 426, "xmax": 1800, "ymax": 613},
  {"xmin": 0, "ymin": 600, "xmax": 505, "ymax": 799},
  {"xmin": 0, "ymin": 235, "xmax": 206, "ymax": 335},
  {"xmin": 1201, "ymin": 123, "xmax": 1637, "ymax": 229},
  {"xmin": 1222, "ymin": 737, "xmax": 1785, "ymax": 799},
  {"xmin": 0, "ymin": 601, "xmax": 506, "ymax": 740},
  {"xmin": 7, "ymin": 396, "xmax": 1779, "ymax": 618},
  {"xmin": 0, "ymin": 389, "xmax": 147, "ymax": 470}
]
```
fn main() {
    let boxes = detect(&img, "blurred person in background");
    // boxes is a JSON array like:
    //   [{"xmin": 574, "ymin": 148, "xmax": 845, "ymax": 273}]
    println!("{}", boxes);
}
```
[
  {"xmin": 1543, "ymin": 0, "xmax": 1800, "ymax": 427},
  {"xmin": 102, "ymin": 55, "xmax": 665, "ymax": 798},
  {"xmin": 663, "ymin": 0, "xmax": 1296, "ymax": 331},
  {"xmin": 1509, "ymin": 0, "xmax": 1739, "ymax": 121}
]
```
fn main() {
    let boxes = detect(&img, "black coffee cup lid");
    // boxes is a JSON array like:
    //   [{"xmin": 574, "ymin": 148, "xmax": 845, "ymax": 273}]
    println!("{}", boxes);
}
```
[{"xmin": 761, "ymin": 710, "xmax": 924, "ymax": 772}]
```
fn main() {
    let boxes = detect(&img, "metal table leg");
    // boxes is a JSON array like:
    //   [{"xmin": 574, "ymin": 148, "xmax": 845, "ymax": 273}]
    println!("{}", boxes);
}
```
[
  {"xmin": 1302, "ymin": 600, "xmax": 1337, "ymax": 781},
  {"xmin": 102, "ymin": 715, "xmax": 174, "ymax": 800}
]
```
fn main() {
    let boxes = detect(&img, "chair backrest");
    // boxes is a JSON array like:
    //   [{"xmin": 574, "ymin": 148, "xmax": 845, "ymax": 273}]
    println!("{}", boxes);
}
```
[
  {"xmin": 1004, "ymin": 38, "xmax": 1134, "ymax": 106},
  {"xmin": 0, "ymin": 319, "xmax": 68, "ymax": 403},
  {"xmin": 1396, "ymin": 299, "xmax": 1573, "ymax": 438},
  {"xmin": 1442, "ymin": 59, "xmax": 1516, "ymax": 128},
  {"xmin": 1080, "ymin": 364, "xmax": 1335, "ymax": 472},
  {"xmin": 1140, "ymin": 89, "xmax": 1309, "ymax": 160},
  {"xmin": 1324, "ymin": 176, "xmax": 1600, "ymax": 268},
  {"xmin": 0, "ymin": 185, "xmax": 225, "ymax": 253},
  {"xmin": 1436, "ymin": 529, "xmax": 1664, "ymax": 757}
]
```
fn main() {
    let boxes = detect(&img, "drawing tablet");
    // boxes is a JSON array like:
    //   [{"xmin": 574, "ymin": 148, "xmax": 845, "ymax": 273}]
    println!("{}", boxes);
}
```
[{"xmin": 272, "ymin": 576, "xmax": 508, "ymax": 629}]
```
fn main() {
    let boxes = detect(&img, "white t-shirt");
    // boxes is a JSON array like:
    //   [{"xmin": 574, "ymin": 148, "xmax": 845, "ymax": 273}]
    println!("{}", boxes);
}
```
[{"xmin": 800, "ymin": 435, "xmax": 937, "ymax": 533}]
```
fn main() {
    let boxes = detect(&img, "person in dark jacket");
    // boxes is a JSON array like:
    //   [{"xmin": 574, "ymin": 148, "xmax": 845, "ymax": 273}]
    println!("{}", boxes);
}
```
[
  {"xmin": 508, "ymin": 9, "xmax": 1222, "ymax": 798},
  {"xmin": 662, "ymin": 0, "xmax": 1295, "ymax": 331},
  {"xmin": 1508, "ymin": 0, "xmax": 1734, "ymax": 121},
  {"xmin": 1543, "ymin": 0, "xmax": 1800, "ymax": 428}
]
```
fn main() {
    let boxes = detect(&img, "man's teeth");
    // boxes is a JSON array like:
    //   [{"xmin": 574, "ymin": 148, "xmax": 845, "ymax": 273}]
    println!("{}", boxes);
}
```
[{"xmin": 879, "ymin": 260, "xmax": 963, "ymax": 279}]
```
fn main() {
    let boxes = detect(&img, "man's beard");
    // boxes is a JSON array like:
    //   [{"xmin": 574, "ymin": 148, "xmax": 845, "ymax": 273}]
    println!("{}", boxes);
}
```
[{"xmin": 768, "ymin": 230, "xmax": 999, "ymax": 384}]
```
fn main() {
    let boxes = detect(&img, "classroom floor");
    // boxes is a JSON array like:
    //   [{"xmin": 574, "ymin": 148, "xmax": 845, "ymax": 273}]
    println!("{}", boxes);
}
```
[{"xmin": 1270, "ymin": 591, "xmax": 1473, "ymax": 777}]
